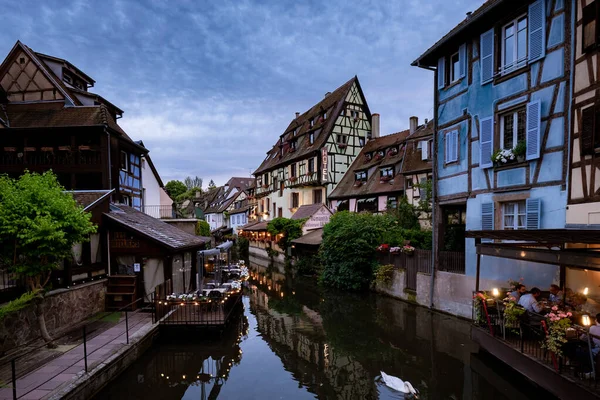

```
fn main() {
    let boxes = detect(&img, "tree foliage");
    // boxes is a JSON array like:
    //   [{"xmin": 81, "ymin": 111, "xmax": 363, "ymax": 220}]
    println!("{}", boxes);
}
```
[
  {"xmin": 165, "ymin": 180, "xmax": 187, "ymax": 199},
  {"xmin": 267, "ymin": 217, "xmax": 306, "ymax": 253},
  {"xmin": 386, "ymin": 196, "xmax": 420, "ymax": 229},
  {"xmin": 0, "ymin": 171, "xmax": 97, "ymax": 292},
  {"xmin": 195, "ymin": 220, "xmax": 211, "ymax": 237},
  {"xmin": 208, "ymin": 179, "xmax": 216, "ymax": 189},
  {"xmin": 184, "ymin": 176, "xmax": 203, "ymax": 190},
  {"xmin": 319, "ymin": 212, "xmax": 386, "ymax": 291}
]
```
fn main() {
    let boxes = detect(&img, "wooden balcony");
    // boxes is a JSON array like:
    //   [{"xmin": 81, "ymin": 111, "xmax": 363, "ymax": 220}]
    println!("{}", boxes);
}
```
[{"xmin": 1, "ymin": 147, "xmax": 103, "ymax": 169}]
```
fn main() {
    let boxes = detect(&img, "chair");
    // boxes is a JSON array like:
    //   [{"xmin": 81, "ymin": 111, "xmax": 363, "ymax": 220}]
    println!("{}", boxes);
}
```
[{"xmin": 208, "ymin": 290, "xmax": 222, "ymax": 311}]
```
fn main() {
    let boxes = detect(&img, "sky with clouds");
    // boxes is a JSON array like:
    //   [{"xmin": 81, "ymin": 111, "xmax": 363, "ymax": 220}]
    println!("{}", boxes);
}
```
[{"xmin": 1, "ymin": 0, "xmax": 483, "ymax": 185}]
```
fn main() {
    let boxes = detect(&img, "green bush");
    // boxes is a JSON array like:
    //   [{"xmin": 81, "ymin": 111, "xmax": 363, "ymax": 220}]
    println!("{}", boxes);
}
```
[
  {"xmin": 295, "ymin": 254, "xmax": 321, "ymax": 276},
  {"xmin": 267, "ymin": 217, "xmax": 306, "ymax": 253},
  {"xmin": 320, "ymin": 212, "xmax": 387, "ymax": 291},
  {"xmin": 0, "ymin": 291, "xmax": 37, "ymax": 321},
  {"xmin": 375, "ymin": 264, "xmax": 395, "ymax": 285},
  {"xmin": 195, "ymin": 220, "xmax": 211, "ymax": 237}
]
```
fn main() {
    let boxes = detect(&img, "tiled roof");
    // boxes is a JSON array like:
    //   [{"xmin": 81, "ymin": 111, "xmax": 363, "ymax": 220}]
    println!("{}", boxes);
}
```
[
  {"xmin": 412, "ymin": 0, "xmax": 502, "ymax": 67},
  {"xmin": 291, "ymin": 228, "xmax": 323, "ymax": 246},
  {"xmin": 291, "ymin": 204, "xmax": 329, "ymax": 220},
  {"xmin": 105, "ymin": 205, "xmax": 209, "ymax": 251},
  {"xmin": 401, "ymin": 120, "xmax": 434, "ymax": 175},
  {"xmin": 329, "ymin": 130, "xmax": 410, "ymax": 200},
  {"xmin": 4, "ymin": 103, "xmax": 136, "ymax": 143},
  {"xmin": 70, "ymin": 190, "xmax": 113, "ymax": 211},
  {"xmin": 242, "ymin": 221, "xmax": 268, "ymax": 231},
  {"xmin": 204, "ymin": 177, "xmax": 254, "ymax": 213},
  {"xmin": 254, "ymin": 76, "xmax": 364, "ymax": 175}
]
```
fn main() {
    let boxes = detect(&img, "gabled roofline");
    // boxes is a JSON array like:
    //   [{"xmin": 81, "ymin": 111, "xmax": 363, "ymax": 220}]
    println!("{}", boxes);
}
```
[
  {"xmin": 35, "ymin": 52, "xmax": 96, "ymax": 86},
  {"xmin": 0, "ymin": 41, "xmax": 80, "ymax": 106}
]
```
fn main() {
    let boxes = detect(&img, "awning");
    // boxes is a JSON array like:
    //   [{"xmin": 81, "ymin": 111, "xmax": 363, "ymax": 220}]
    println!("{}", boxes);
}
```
[
  {"xmin": 292, "ymin": 229, "xmax": 323, "ymax": 246},
  {"xmin": 197, "ymin": 248, "xmax": 221, "ymax": 256},
  {"xmin": 217, "ymin": 241, "xmax": 234, "ymax": 251}
]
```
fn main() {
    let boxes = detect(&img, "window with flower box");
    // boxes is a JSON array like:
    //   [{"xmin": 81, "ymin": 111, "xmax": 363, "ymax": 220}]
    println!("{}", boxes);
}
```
[
  {"xmin": 380, "ymin": 166, "xmax": 394, "ymax": 180},
  {"xmin": 355, "ymin": 170, "xmax": 367, "ymax": 182},
  {"xmin": 500, "ymin": 107, "xmax": 526, "ymax": 150}
]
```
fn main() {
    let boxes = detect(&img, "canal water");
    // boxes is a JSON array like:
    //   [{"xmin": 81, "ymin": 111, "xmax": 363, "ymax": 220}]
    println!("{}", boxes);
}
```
[{"xmin": 95, "ymin": 264, "xmax": 556, "ymax": 399}]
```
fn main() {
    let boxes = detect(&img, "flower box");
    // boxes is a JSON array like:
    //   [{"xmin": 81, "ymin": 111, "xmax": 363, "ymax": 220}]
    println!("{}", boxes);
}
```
[
  {"xmin": 388, "ymin": 148, "xmax": 398, "ymax": 156},
  {"xmin": 289, "ymin": 177, "xmax": 297, "ymax": 182},
  {"xmin": 380, "ymin": 176, "xmax": 392, "ymax": 182},
  {"xmin": 338, "ymin": 143, "xmax": 347, "ymax": 149},
  {"xmin": 262, "ymin": 184, "xmax": 269, "ymax": 189},
  {"xmin": 354, "ymin": 180, "xmax": 364, "ymax": 187}
]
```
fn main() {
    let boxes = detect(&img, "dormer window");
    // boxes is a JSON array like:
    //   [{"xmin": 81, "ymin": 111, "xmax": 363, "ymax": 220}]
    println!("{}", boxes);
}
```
[
  {"xmin": 63, "ymin": 73, "xmax": 72, "ymax": 84},
  {"xmin": 309, "ymin": 118, "xmax": 314, "ymax": 128},
  {"xmin": 365, "ymin": 152, "xmax": 372, "ymax": 161},
  {"xmin": 323, "ymin": 112, "xmax": 327, "ymax": 120},
  {"xmin": 290, "ymin": 140, "xmax": 297, "ymax": 151},
  {"xmin": 355, "ymin": 171, "xmax": 367, "ymax": 181},
  {"xmin": 309, "ymin": 132, "xmax": 314, "ymax": 145},
  {"xmin": 337, "ymin": 134, "xmax": 347, "ymax": 145},
  {"xmin": 380, "ymin": 166, "xmax": 394, "ymax": 179},
  {"xmin": 293, "ymin": 128, "xmax": 297, "ymax": 136}
]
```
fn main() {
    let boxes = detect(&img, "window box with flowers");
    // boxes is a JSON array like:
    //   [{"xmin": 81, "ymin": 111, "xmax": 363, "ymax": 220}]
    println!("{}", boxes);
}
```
[
  {"xmin": 262, "ymin": 184, "xmax": 269, "ymax": 189},
  {"xmin": 375, "ymin": 151, "xmax": 385, "ymax": 161},
  {"xmin": 542, "ymin": 307, "xmax": 573, "ymax": 358},
  {"xmin": 380, "ymin": 175, "xmax": 393, "ymax": 183},
  {"xmin": 376, "ymin": 244, "xmax": 390, "ymax": 253},
  {"xmin": 491, "ymin": 141, "xmax": 527, "ymax": 168},
  {"xmin": 338, "ymin": 143, "xmax": 347, "ymax": 149},
  {"xmin": 354, "ymin": 180, "xmax": 364, "ymax": 187},
  {"xmin": 388, "ymin": 147, "xmax": 398, "ymax": 156},
  {"xmin": 289, "ymin": 176, "xmax": 297, "ymax": 183},
  {"xmin": 402, "ymin": 245, "xmax": 415, "ymax": 255},
  {"xmin": 365, "ymin": 153, "xmax": 372, "ymax": 161}
]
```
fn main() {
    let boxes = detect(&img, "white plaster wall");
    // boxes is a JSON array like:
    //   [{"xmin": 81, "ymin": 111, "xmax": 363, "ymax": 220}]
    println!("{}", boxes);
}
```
[
  {"xmin": 141, "ymin": 157, "xmax": 162, "ymax": 207},
  {"xmin": 261, "ymin": 185, "xmax": 326, "ymax": 219},
  {"xmin": 159, "ymin": 187, "xmax": 173, "ymax": 207}
]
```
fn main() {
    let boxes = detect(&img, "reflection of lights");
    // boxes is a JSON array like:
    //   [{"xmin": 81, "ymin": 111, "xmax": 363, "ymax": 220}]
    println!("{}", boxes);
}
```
[
  {"xmin": 584, "ymin": 287, "xmax": 589, "ymax": 295},
  {"xmin": 268, "ymin": 286, "xmax": 271, "ymax": 290},
  {"xmin": 280, "ymin": 292, "xmax": 284, "ymax": 297},
  {"xmin": 183, "ymin": 375, "xmax": 186, "ymax": 379},
  {"xmin": 161, "ymin": 373, "xmax": 164, "ymax": 377},
  {"xmin": 520, "ymin": 251, "xmax": 526, "ymax": 257}
]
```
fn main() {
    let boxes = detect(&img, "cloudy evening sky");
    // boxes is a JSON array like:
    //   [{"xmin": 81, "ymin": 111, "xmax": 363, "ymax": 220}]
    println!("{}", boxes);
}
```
[{"xmin": 1, "ymin": 0, "xmax": 482, "ymax": 185}]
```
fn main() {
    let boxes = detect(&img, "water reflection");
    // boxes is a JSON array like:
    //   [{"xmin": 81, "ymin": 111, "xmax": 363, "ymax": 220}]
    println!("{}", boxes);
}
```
[{"xmin": 95, "ymin": 262, "xmax": 556, "ymax": 400}]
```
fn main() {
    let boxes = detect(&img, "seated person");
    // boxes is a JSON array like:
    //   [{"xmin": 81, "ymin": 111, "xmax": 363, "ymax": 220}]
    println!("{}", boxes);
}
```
[
  {"xmin": 549, "ymin": 284, "xmax": 563, "ymax": 303},
  {"xmin": 519, "ymin": 287, "xmax": 543, "ymax": 313},
  {"xmin": 510, "ymin": 284, "xmax": 527, "ymax": 302}
]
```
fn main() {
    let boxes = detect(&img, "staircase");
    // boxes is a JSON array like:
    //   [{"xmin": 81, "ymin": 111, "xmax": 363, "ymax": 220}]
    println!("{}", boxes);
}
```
[{"xmin": 105, "ymin": 275, "xmax": 137, "ymax": 311}]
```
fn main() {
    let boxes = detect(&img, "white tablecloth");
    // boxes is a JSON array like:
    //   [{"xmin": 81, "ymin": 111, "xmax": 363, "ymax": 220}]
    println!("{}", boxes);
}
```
[{"xmin": 202, "ymin": 288, "xmax": 227, "ymax": 296}]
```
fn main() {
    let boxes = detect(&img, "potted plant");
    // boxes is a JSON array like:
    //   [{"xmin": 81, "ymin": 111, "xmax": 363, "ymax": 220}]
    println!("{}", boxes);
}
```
[
  {"xmin": 388, "ymin": 147, "xmax": 398, "ymax": 156},
  {"xmin": 338, "ymin": 143, "xmax": 347, "ymax": 149},
  {"xmin": 513, "ymin": 141, "xmax": 526, "ymax": 162},
  {"xmin": 380, "ymin": 175, "xmax": 393, "ymax": 182},
  {"xmin": 402, "ymin": 244, "xmax": 415, "ymax": 255},
  {"xmin": 376, "ymin": 244, "xmax": 390, "ymax": 253},
  {"xmin": 289, "ymin": 176, "xmax": 297, "ymax": 183},
  {"xmin": 491, "ymin": 148, "xmax": 515, "ymax": 167},
  {"xmin": 503, "ymin": 300, "xmax": 525, "ymax": 331},
  {"xmin": 354, "ymin": 180, "xmax": 364, "ymax": 187},
  {"xmin": 542, "ymin": 307, "xmax": 573, "ymax": 358}
]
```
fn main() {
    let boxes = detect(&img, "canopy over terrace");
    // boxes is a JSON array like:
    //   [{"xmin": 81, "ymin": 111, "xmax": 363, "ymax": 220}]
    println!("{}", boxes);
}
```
[
  {"xmin": 466, "ymin": 229, "xmax": 600, "ymax": 293},
  {"xmin": 196, "ymin": 241, "xmax": 234, "ymax": 290}
]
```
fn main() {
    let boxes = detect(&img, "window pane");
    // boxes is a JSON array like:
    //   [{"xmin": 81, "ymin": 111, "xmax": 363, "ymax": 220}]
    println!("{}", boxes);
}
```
[
  {"xmin": 503, "ymin": 114, "xmax": 514, "ymax": 149},
  {"xmin": 584, "ymin": 21, "xmax": 597, "ymax": 49},
  {"xmin": 517, "ymin": 201, "xmax": 526, "ymax": 213},
  {"xmin": 517, "ymin": 109, "xmax": 527, "ymax": 144},
  {"xmin": 517, "ymin": 29, "xmax": 527, "ymax": 61},
  {"xmin": 451, "ymin": 53, "xmax": 460, "ymax": 81},
  {"xmin": 517, "ymin": 17, "xmax": 527, "ymax": 31}
]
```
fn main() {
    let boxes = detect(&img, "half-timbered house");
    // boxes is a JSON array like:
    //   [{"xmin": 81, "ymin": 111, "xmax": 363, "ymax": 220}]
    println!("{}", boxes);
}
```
[
  {"xmin": 253, "ymin": 77, "xmax": 375, "ymax": 219},
  {"xmin": 414, "ymin": 0, "xmax": 570, "ymax": 289},
  {"xmin": 0, "ymin": 41, "xmax": 146, "ymax": 208},
  {"xmin": 568, "ymin": 0, "xmax": 600, "ymax": 227}
]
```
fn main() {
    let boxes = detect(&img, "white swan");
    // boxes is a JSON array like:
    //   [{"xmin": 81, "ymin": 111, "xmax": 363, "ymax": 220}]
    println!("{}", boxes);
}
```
[{"xmin": 380, "ymin": 371, "xmax": 419, "ymax": 397}]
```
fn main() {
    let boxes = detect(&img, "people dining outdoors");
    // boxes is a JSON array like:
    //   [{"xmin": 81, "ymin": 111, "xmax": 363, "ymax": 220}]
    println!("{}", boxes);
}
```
[
  {"xmin": 518, "ymin": 287, "xmax": 543, "ymax": 313},
  {"xmin": 510, "ymin": 284, "xmax": 527, "ymax": 302},
  {"xmin": 549, "ymin": 284, "xmax": 564, "ymax": 304}
]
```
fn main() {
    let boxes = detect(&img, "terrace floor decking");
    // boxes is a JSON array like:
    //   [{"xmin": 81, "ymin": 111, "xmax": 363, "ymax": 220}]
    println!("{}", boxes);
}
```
[{"xmin": 156, "ymin": 294, "xmax": 242, "ymax": 328}]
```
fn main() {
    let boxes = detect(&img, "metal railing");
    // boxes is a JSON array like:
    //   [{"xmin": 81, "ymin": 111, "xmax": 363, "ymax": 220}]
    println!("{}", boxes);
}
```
[
  {"xmin": 438, "ymin": 251, "xmax": 465, "ymax": 274},
  {"xmin": 0, "ymin": 297, "xmax": 154, "ymax": 399},
  {"xmin": 472, "ymin": 295, "xmax": 600, "ymax": 392},
  {"xmin": 143, "ymin": 205, "xmax": 176, "ymax": 219},
  {"xmin": 0, "ymin": 149, "xmax": 102, "ymax": 166}
]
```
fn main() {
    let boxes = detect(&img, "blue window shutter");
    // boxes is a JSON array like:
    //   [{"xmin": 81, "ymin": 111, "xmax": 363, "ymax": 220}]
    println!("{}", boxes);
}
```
[
  {"xmin": 446, "ymin": 130, "xmax": 458, "ymax": 163},
  {"xmin": 437, "ymin": 57, "xmax": 445, "ymax": 89},
  {"xmin": 480, "ymin": 28, "xmax": 494, "ymax": 84},
  {"xmin": 452, "ymin": 130, "xmax": 459, "ymax": 162},
  {"xmin": 479, "ymin": 117, "xmax": 493, "ymax": 168},
  {"xmin": 526, "ymin": 100, "xmax": 541, "ymax": 160},
  {"xmin": 459, "ymin": 43, "xmax": 467, "ymax": 79},
  {"xmin": 528, "ymin": 0, "xmax": 546, "ymax": 62},
  {"xmin": 526, "ymin": 198, "xmax": 541, "ymax": 229},
  {"xmin": 481, "ymin": 202, "xmax": 494, "ymax": 230}
]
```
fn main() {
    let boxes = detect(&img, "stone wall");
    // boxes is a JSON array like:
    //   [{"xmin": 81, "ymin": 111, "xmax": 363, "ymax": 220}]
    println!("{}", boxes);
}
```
[
  {"xmin": 375, "ymin": 269, "xmax": 506, "ymax": 319},
  {"xmin": 162, "ymin": 219, "xmax": 197, "ymax": 236},
  {"xmin": 0, "ymin": 280, "xmax": 106, "ymax": 353}
]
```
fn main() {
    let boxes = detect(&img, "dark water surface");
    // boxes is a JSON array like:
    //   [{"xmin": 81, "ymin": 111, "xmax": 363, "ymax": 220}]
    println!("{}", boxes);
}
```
[{"xmin": 95, "ymin": 264, "xmax": 556, "ymax": 399}]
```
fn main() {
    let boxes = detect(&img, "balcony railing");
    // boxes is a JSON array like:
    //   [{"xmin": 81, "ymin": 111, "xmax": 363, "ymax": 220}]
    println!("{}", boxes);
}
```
[{"xmin": 143, "ymin": 205, "xmax": 176, "ymax": 219}]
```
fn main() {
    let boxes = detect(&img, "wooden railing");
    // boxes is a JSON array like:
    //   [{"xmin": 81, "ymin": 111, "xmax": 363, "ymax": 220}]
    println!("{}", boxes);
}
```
[
  {"xmin": 439, "ymin": 251, "xmax": 466, "ymax": 274},
  {"xmin": 1, "ymin": 149, "xmax": 102, "ymax": 166},
  {"xmin": 143, "ymin": 205, "xmax": 175, "ymax": 219}
]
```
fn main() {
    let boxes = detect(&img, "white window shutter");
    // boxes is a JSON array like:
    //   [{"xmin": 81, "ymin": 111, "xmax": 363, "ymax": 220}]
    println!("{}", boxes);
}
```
[
  {"xmin": 421, "ymin": 141, "xmax": 429, "ymax": 160},
  {"xmin": 459, "ymin": 43, "xmax": 467, "ymax": 79},
  {"xmin": 445, "ymin": 130, "xmax": 459, "ymax": 163},
  {"xmin": 480, "ymin": 28, "xmax": 494, "ymax": 84},
  {"xmin": 437, "ymin": 57, "xmax": 445, "ymax": 89},
  {"xmin": 526, "ymin": 198, "xmax": 541, "ymax": 229},
  {"xmin": 479, "ymin": 117, "xmax": 493, "ymax": 168},
  {"xmin": 528, "ymin": 0, "xmax": 546, "ymax": 63},
  {"xmin": 444, "ymin": 133, "xmax": 450, "ymax": 163},
  {"xmin": 526, "ymin": 100, "xmax": 541, "ymax": 160},
  {"xmin": 453, "ymin": 130, "xmax": 459, "ymax": 162},
  {"xmin": 481, "ymin": 202, "xmax": 494, "ymax": 230}
]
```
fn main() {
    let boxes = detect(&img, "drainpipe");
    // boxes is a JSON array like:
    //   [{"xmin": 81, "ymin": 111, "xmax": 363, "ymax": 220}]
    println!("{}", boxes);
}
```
[
  {"xmin": 417, "ymin": 61, "xmax": 438, "ymax": 309},
  {"xmin": 565, "ymin": 0, "xmax": 575, "ymax": 223},
  {"xmin": 106, "ymin": 129, "xmax": 112, "ymax": 193}
]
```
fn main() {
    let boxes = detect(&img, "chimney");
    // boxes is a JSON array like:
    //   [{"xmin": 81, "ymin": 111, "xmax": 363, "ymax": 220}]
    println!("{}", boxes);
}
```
[
  {"xmin": 324, "ymin": 91, "xmax": 331, "ymax": 98},
  {"xmin": 466, "ymin": 11, "xmax": 472, "ymax": 18},
  {"xmin": 371, "ymin": 113, "xmax": 380, "ymax": 139},
  {"xmin": 409, "ymin": 116, "xmax": 418, "ymax": 134},
  {"xmin": 295, "ymin": 112, "xmax": 300, "ymax": 119}
]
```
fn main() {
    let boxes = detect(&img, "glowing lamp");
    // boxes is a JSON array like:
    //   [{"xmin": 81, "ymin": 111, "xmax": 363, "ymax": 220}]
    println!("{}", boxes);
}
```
[
  {"xmin": 584, "ymin": 287, "xmax": 589, "ymax": 296},
  {"xmin": 492, "ymin": 288, "xmax": 500, "ymax": 297},
  {"xmin": 583, "ymin": 314, "xmax": 592, "ymax": 326}
]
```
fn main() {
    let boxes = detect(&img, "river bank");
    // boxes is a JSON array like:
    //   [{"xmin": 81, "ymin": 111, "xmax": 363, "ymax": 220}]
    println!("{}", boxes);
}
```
[{"xmin": 94, "ymin": 262, "xmax": 555, "ymax": 399}]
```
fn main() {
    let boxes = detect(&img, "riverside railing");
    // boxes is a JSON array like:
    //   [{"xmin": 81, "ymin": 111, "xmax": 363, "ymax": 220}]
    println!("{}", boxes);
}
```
[
  {"xmin": 472, "ymin": 294, "xmax": 600, "ymax": 392},
  {"xmin": 0, "ymin": 296, "xmax": 154, "ymax": 400}
]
